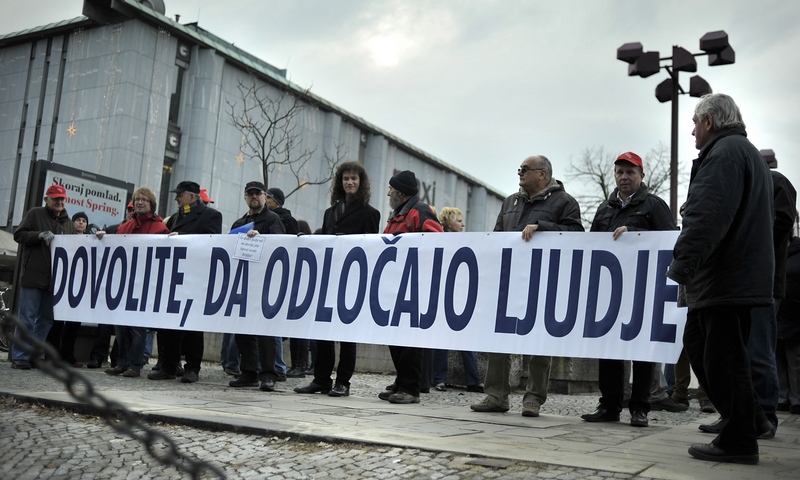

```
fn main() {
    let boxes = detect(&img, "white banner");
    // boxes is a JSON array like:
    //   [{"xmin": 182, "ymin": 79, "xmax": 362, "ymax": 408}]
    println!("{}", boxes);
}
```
[{"xmin": 52, "ymin": 231, "xmax": 685, "ymax": 362}]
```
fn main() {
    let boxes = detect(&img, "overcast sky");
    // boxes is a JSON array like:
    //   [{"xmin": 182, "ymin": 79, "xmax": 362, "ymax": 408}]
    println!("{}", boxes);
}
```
[{"xmin": 3, "ymin": 0, "xmax": 799, "ymax": 211}]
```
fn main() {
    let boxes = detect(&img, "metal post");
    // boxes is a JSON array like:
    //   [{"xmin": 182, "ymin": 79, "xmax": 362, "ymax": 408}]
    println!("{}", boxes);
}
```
[{"xmin": 670, "ymin": 70, "xmax": 679, "ymax": 223}]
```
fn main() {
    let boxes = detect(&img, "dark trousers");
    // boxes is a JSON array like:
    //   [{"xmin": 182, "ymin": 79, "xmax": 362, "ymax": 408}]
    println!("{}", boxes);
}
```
[
  {"xmin": 46, "ymin": 320, "xmax": 81, "ymax": 363},
  {"xmin": 684, "ymin": 306, "xmax": 758, "ymax": 454},
  {"xmin": 157, "ymin": 329, "xmax": 204, "ymax": 374},
  {"xmin": 599, "ymin": 359, "xmax": 653, "ymax": 414},
  {"xmin": 389, "ymin": 345, "xmax": 422, "ymax": 396},
  {"xmin": 289, "ymin": 338, "xmax": 310, "ymax": 368},
  {"xmin": 234, "ymin": 334, "xmax": 277, "ymax": 381},
  {"xmin": 314, "ymin": 340, "xmax": 356, "ymax": 388},
  {"xmin": 89, "ymin": 324, "xmax": 117, "ymax": 366}
]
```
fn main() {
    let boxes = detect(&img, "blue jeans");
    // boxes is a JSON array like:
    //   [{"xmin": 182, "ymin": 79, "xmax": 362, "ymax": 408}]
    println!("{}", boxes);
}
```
[
  {"xmin": 12, "ymin": 287, "xmax": 54, "ymax": 362},
  {"xmin": 116, "ymin": 325, "xmax": 147, "ymax": 372},
  {"xmin": 275, "ymin": 337, "xmax": 286, "ymax": 375},
  {"xmin": 432, "ymin": 350, "xmax": 482, "ymax": 386},
  {"xmin": 220, "ymin": 333, "xmax": 240, "ymax": 370},
  {"xmin": 749, "ymin": 302, "xmax": 780, "ymax": 429},
  {"xmin": 143, "ymin": 329, "xmax": 155, "ymax": 359}
]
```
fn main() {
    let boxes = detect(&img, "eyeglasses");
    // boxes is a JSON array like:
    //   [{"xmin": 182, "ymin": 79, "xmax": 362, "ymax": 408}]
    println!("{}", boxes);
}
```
[
  {"xmin": 518, "ymin": 166, "xmax": 544, "ymax": 175},
  {"xmin": 133, "ymin": 197, "xmax": 150, "ymax": 203}
]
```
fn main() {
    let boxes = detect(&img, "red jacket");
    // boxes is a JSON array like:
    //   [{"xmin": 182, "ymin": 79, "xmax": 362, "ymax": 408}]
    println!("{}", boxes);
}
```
[
  {"xmin": 117, "ymin": 213, "xmax": 170, "ymax": 235},
  {"xmin": 384, "ymin": 196, "xmax": 443, "ymax": 234}
]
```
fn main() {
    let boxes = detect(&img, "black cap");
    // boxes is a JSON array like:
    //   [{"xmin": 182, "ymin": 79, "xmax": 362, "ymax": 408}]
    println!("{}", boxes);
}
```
[
  {"xmin": 266, "ymin": 188, "xmax": 285, "ymax": 207},
  {"xmin": 170, "ymin": 181, "xmax": 200, "ymax": 194},
  {"xmin": 72, "ymin": 211, "xmax": 88, "ymax": 222},
  {"xmin": 245, "ymin": 181, "xmax": 266, "ymax": 193},
  {"xmin": 389, "ymin": 170, "xmax": 418, "ymax": 196}
]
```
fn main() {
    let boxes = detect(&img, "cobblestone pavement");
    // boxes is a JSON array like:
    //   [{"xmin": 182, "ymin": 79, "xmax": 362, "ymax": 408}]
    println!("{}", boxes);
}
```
[{"xmin": 1, "ymin": 360, "xmax": 711, "ymax": 479}]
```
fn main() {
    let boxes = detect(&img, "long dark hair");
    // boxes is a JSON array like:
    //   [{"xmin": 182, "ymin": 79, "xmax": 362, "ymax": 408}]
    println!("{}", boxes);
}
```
[{"xmin": 330, "ymin": 161, "xmax": 372, "ymax": 207}]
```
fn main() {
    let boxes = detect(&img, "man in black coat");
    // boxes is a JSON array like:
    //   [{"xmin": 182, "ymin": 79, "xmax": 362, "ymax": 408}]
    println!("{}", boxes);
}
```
[
  {"xmin": 227, "ymin": 181, "xmax": 285, "ymax": 392},
  {"xmin": 581, "ymin": 152, "xmax": 677, "ymax": 428},
  {"xmin": 667, "ymin": 94, "xmax": 773, "ymax": 464},
  {"xmin": 148, "ymin": 181, "xmax": 222, "ymax": 383}
]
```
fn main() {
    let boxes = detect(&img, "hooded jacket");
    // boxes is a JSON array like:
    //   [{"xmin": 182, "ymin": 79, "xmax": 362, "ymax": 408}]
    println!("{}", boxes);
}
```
[
  {"xmin": 384, "ymin": 195, "xmax": 443, "ymax": 234},
  {"xmin": 494, "ymin": 179, "xmax": 584, "ymax": 233},
  {"xmin": 667, "ymin": 127, "xmax": 774, "ymax": 308}
]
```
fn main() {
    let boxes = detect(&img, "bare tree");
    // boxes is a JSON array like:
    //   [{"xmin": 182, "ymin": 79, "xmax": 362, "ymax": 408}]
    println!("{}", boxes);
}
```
[
  {"xmin": 226, "ymin": 76, "xmax": 345, "ymax": 199},
  {"xmin": 566, "ymin": 142, "xmax": 685, "ymax": 226}
]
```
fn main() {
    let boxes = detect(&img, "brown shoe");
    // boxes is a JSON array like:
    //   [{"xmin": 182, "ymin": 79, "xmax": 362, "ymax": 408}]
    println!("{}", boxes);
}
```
[
  {"xmin": 470, "ymin": 398, "xmax": 509, "ymax": 413},
  {"xmin": 122, "ymin": 369, "xmax": 140, "ymax": 378},
  {"xmin": 104, "ymin": 366, "xmax": 125, "ymax": 376},
  {"xmin": 521, "ymin": 402, "xmax": 540, "ymax": 417}
]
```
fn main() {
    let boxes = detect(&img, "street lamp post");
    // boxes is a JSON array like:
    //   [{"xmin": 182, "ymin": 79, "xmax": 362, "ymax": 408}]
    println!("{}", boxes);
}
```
[{"xmin": 617, "ymin": 31, "xmax": 735, "ymax": 221}]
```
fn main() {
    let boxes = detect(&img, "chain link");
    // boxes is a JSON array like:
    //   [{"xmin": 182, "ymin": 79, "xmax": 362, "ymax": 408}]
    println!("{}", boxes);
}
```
[{"xmin": 1, "ymin": 312, "xmax": 226, "ymax": 479}]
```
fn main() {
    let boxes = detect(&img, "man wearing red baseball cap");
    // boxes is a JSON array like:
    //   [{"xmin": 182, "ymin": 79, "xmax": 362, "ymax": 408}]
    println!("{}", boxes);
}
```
[
  {"xmin": 11, "ymin": 184, "xmax": 77, "ymax": 369},
  {"xmin": 581, "ymin": 152, "xmax": 677, "ymax": 427}
]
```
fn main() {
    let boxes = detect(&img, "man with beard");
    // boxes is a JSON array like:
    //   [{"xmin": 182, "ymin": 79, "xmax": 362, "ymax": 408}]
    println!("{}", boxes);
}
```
[
  {"xmin": 226, "ymin": 181, "xmax": 285, "ymax": 392},
  {"xmin": 378, "ymin": 170, "xmax": 443, "ymax": 404}
]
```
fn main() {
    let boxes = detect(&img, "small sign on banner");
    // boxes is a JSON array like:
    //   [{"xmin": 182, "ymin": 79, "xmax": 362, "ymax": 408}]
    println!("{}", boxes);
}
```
[{"xmin": 233, "ymin": 233, "xmax": 266, "ymax": 262}]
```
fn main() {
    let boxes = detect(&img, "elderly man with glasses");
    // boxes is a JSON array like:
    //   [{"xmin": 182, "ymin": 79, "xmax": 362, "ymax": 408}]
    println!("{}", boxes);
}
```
[{"xmin": 470, "ymin": 155, "xmax": 583, "ymax": 417}]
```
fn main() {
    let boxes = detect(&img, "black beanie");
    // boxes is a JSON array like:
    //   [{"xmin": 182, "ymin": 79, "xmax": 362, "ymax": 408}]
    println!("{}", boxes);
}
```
[
  {"xmin": 72, "ymin": 211, "xmax": 88, "ymax": 223},
  {"xmin": 389, "ymin": 170, "xmax": 418, "ymax": 196},
  {"xmin": 266, "ymin": 187, "xmax": 285, "ymax": 207}
]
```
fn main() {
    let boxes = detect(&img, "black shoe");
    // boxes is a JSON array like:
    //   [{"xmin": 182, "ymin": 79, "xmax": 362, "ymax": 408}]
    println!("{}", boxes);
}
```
[
  {"xmin": 11, "ymin": 360, "xmax": 32, "ymax": 370},
  {"xmin": 466, "ymin": 385, "xmax": 484, "ymax": 393},
  {"xmin": 385, "ymin": 382, "xmax": 396, "ymax": 390},
  {"xmin": 671, "ymin": 395, "xmax": 690, "ymax": 407},
  {"xmin": 379, "ymin": 389, "xmax": 397, "ymax": 401},
  {"xmin": 148, "ymin": 370, "xmax": 176, "ymax": 380},
  {"xmin": 151, "ymin": 363, "xmax": 161, "ymax": 372},
  {"xmin": 699, "ymin": 417, "xmax": 726, "ymax": 433},
  {"xmin": 699, "ymin": 399, "xmax": 716, "ymax": 413},
  {"xmin": 260, "ymin": 378, "xmax": 276, "ymax": 392},
  {"xmin": 688, "ymin": 443, "xmax": 758, "ymax": 464},
  {"xmin": 224, "ymin": 367, "xmax": 241, "ymax": 376},
  {"xmin": 181, "ymin": 371, "xmax": 199, "ymax": 383},
  {"xmin": 791, "ymin": 404, "xmax": 800, "ymax": 414},
  {"xmin": 86, "ymin": 359, "xmax": 101, "ymax": 369},
  {"xmin": 229, "ymin": 376, "xmax": 259, "ymax": 388},
  {"xmin": 581, "ymin": 406, "xmax": 620, "ymax": 423},
  {"xmin": 104, "ymin": 366, "xmax": 125, "ymax": 376},
  {"xmin": 650, "ymin": 396, "xmax": 689, "ymax": 412},
  {"xmin": 419, "ymin": 387, "xmax": 430, "ymax": 394},
  {"xmin": 277, "ymin": 374, "xmax": 287, "ymax": 382},
  {"xmin": 175, "ymin": 365, "xmax": 185, "ymax": 377},
  {"xmin": 304, "ymin": 365, "xmax": 315, "ymax": 375},
  {"xmin": 328, "ymin": 383, "xmax": 349, "ymax": 397},
  {"xmin": 630, "ymin": 410, "xmax": 649, "ymax": 427},
  {"xmin": 777, "ymin": 402, "xmax": 790, "ymax": 412},
  {"xmin": 294, "ymin": 381, "xmax": 330, "ymax": 394},
  {"xmin": 286, "ymin": 366, "xmax": 306, "ymax": 378}
]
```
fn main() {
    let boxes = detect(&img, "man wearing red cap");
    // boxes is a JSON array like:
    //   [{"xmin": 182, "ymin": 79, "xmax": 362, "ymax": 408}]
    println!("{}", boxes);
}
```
[
  {"xmin": 580, "ymin": 152, "xmax": 676, "ymax": 428},
  {"xmin": 11, "ymin": 184, "xmax": 76, "ymax": 369}
]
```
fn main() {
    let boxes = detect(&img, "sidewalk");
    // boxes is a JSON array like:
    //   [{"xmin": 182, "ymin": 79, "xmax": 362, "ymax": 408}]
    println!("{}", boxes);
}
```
[{"xmin": 2, "ymin": 360, "xmax": 798, "ymax": 479}]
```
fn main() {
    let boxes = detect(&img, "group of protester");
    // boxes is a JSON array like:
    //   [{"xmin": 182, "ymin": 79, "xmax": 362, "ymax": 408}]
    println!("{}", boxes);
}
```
[{"xmin": 9, "ymin": 93, "xmax": 799, "ymax": 465}]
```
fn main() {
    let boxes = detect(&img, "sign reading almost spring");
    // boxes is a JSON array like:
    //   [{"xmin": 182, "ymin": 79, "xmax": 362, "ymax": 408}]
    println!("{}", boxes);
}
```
[{"xmin": 51, "ymin": 231, "xmax": 685, "ymax": 362}]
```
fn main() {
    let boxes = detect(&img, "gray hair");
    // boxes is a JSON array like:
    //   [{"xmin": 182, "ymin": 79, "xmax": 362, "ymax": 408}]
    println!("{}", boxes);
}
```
[
  {"xmin": 694, "ymin": 93, "xmax": 746, "ymax": 131},
  {"xmin": 536, "ymin": 155, "xmax": 553, "ymax": 181}
]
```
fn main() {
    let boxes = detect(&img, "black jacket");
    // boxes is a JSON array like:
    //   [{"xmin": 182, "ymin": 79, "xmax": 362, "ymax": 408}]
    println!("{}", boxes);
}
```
[
  {"xmin": 322, "ymin": 200, "xmax": 380, "ymax": 235},
  {"xmin": 494, "ymin": 179, "xmax": 584, "ymax": 233},
  {"xmin": 591, "ymin": 184, "xmax": 676, "ymax": 233},
  {"xmin": 273, "ymin": 207, "xmax": 299, "ymax": 234},
  {"xmin": 14, "ymin": 206, "xmax": 76, "ymax": 290},
  {"xmin": 667, "ymin": 127, "xmax": 774, "ymax": 308},
  {"xmin": 166, "ymin": 200, "xmax": 222, "ymax": 234},
  {"xmin": 778, "ymin": 237, "xmax": 800, "ymax": 340},
  {"xmin": 231, "ymin": 207, "xmax": 285, "ymax": 235},
  {"xmin": 771, "ymin": 170, "xmax": 797, "ymax": 298}
]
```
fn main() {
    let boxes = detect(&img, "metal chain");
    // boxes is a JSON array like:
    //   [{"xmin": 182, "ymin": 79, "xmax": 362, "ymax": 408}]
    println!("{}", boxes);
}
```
[{"xmin": 1, "ymin": 312, "xmax": 226, "ymax": 479}]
